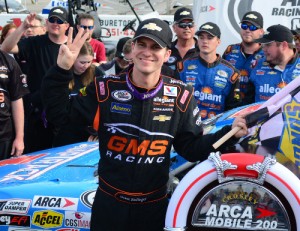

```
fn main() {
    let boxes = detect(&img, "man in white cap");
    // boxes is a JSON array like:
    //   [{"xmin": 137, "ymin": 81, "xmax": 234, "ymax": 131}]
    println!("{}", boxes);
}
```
[{"xmin": 42, "ymin": 19, "xmax": 248, "ymax": 231}]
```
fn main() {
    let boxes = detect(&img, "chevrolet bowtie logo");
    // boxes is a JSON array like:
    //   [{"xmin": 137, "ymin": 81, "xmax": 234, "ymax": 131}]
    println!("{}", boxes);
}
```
[
  {"xmin": 180, "ymin": 11, "xmax": 191, "ymax": 15},
  {"xmin": 53, "ymin": 9, "xmax": 64, "ymax": 14},
  {"xmin": 246, "ymin": 14, "xmax": 258, "ymax": 19},
  {"xmin": 153, "ymin": 115, "xmax": 171, "ymax": 122},
  {"xmin": 142, "ymin": 23, "xmax": 162, "ymax": 31},
  {"xmin": 202, "ymin": 24, "xmax": 213, "ymax": 29}
]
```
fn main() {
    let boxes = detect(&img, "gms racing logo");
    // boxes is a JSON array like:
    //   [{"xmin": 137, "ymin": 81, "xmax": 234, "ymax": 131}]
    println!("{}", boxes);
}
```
[{"xmin": 104, "ymin": 123, "xmax": 173, "ymax": 164}]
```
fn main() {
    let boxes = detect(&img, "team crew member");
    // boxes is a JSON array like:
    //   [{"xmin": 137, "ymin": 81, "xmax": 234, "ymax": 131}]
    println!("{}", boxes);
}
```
[
  {"xmin": 42, "ymin": 19, "xmax": 248, "ymax": 231},
  {"xmin": 179, "ymin": 22, "xmax": 241, "ymax": 120},
  {"xmin": 250, "ymin": 24, "xmax": 300, "ymax": 102},
  {"xmin": 223, "ymin": 11, "xmax": 265, "ymax": 105},
  {"xmin": 1, "ymin": 7, "xmax": 69, "ymax": 153},
  {"xmin": 23, "ymin": 14, "xmax": 46, "ymax": 38},
  {"xmin": 292, "ymin": 28, "xmax": 300, "ymax": 54},
  {"xmin": 0, "ymin": 50, "xmax": 29, "ymax": 160},
  {"xmin": 165, "ymin": 7, "xmax": 199, "ymax": 73}
]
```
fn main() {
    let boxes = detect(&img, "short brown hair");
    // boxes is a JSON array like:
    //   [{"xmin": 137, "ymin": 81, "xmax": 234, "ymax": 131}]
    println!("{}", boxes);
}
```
[{"xmin": 0, "ymin": 23, "xmax": 17, "ymax": 44}]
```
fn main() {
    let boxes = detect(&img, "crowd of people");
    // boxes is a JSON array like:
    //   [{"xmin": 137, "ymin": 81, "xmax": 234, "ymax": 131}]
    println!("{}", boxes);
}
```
[{"xmin": 0, "ymin": 5, "xmax": 299, "ymax": 230}]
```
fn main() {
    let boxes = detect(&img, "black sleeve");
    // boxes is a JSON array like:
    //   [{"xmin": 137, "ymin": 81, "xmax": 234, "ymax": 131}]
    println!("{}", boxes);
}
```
[{"xmin": 42, "ymin": 65, "xmax": 99, "ymax": 127}]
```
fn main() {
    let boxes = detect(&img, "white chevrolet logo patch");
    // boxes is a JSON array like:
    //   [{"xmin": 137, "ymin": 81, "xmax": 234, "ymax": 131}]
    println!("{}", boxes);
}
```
[
  {"xmin": 153, "ymin": 115, "xmax": 171, "ymax": 122},
  {"xmin": 246, "ymin": 14, "xmax": 258, "ymax": 19},
  {"xmin": 142, "ymin": 23, "xmax": 162, "ymax": 31},
  {"xmin": 180, "ymin": 11, "xmax": 191, "ymax": 16},
  {"xmin": 202, "ymin": 24, "xmax": 213, "ymax": 29},
  {"xmin": 53, "ymin": 9, "xmax": 64, "ymax": 14}
]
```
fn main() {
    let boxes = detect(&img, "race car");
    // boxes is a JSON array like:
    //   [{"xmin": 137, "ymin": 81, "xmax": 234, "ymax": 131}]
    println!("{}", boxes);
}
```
[{"xmin": 1, "ymin": 79, "xmax": 300, "ymax": 230}]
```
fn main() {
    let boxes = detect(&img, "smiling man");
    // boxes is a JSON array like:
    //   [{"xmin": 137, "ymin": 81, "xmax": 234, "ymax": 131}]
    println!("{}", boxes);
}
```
[
  {"xmin": 42, "ymin": 19, "xmax": 248, "ymax": 231},
  {"xmin": 1, "ymin": 6, "xmax": 69, "ymax": 153}
]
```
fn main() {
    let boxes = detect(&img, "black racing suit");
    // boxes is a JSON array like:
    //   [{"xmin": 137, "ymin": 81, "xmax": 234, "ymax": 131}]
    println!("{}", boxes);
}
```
[{"xmin": 42, "ymin": 65, "xmax": 238, "ymax": 231}]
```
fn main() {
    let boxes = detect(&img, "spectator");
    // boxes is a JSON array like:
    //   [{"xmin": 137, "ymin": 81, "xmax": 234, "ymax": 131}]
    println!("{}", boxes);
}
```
[
  {"xmin": 292, "ymin": 28, "xmax": 300, "ymax": 54},
  {"xmin": 179, "ymin": 22, "xmax": 241, "ymax": 120},
  {"xmin": 223, "ymin": 11, "xmax": 265, "ymax": 105},
  {"xmin": 53, "ymin": 42, "xmax": 104, "ymax": 147},
  {"xmin": 100, "ymin": 37, "xmax": 132, "ymax": 75},
  {"xmin": 0, "ymin": 23, "xmax": 17, "ymax": 45},
  {"xmin": 1, "ymin": 7, "xmax": 70, "ymax": 153},
  {"xmin": 0, "ymin": 50, "xmax": 29, "ymax": 160},
  {"xmin": 42, "ymin": 19, "xmax": 248, "ymax": 231},
  {"xmin": 250, "ymin": 24, "xmax": 300, "ymax": 102},
  {"xmin": 165, "ymin": 7, "xmax": 199, "ymax": 73},
  {"xmin": 76, "ymin": 13, "xmax": 106, "ymax": 65},
  {"xmin": 23, "ymin": 14, "xmax": 46, "ymax": 38}
]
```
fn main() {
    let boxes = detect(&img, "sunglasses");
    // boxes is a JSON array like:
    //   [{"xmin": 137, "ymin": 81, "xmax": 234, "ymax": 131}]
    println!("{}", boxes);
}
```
[
  {"xmin": 48, "ymin": 17, "xmax": 65, "ymax": 24},
  {"xmin": 177, "ymin": 22, "xmax": 194, "ymax": 29},
  {"xmin": 241, "ymin": 23, "xmax": 259, "ymax": 31},
  {"xmin": 80, "ymin": 25, "xmax": 94, "ymax": 30}
]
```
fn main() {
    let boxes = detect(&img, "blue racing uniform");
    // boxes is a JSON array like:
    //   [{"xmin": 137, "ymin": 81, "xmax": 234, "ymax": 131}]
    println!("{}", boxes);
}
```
[
  {"xmin": 250, "ymin": 51, "xmax": 300, "ymax": 102},
  {"xmin": 179, "ymin": 54, "xmax": 241, "ymax": 120},
  {"xmin": 223, "ymin": 43, "xmax": 264, "ymax": 105}
]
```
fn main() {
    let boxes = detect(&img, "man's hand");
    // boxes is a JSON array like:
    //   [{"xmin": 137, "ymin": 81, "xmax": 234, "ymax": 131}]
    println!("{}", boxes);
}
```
[
  {"xmin": 57, "ymin": 27, "xmax": 90, "ymax": 70},
  {"xmin": 22, "ymin": 13, "xmax": 37, "ymax": 30},
  {"xmin": 11, "ymin": 137, "xmax": 24, "ymax": 157},
  {"xmin": 232, "ymin": 117, "xmax": 248, "ymax": 138}
]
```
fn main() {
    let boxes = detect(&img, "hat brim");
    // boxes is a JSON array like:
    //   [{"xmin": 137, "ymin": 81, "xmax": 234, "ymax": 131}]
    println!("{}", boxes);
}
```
[
  {"xmin": 133, "ymin": 34, "xmax": 168, "ymax": 48},
  {"xmin": 254, "ymin": 37, "xmax": 274, "ymax": 44},
  {"xmin": 48, "ymin": 15, "xmax": 67, "ymax": 22},
  {"xmin": 175, "ymin": 17, "xmax": 194, "ymax": 23},
  {"xmin": 241, "ymin": 20, "xmax": 261, "ymax": 28},
  {"xmin": 195, "ymin": 30, "xmax": 218, "ymax": 38}
]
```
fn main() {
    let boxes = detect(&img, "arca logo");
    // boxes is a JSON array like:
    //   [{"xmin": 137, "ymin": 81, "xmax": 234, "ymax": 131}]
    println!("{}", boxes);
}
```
[
  {"xmin": 32, "ymin": 196, "xmax": 78, "ymax": 211},
  {"xmin": 107, "ymin": 135, "xmax": 168, "ymax": 156}
]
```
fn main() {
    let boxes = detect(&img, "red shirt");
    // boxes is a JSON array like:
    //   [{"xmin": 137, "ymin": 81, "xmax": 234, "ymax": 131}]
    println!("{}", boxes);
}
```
[{"xmin": 90, "ymin": 38, "xmax": 106, "ymax": 63}]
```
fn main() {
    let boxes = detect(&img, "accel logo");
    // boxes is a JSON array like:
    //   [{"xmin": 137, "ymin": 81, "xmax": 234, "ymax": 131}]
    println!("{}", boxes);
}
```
[
  {"xmin": 32, "ymin": 210, "xmax": 63, "ymax": 228},
  {"xmin": 107, "ymin": 135, "xmax": 168, "ymax": 155}
]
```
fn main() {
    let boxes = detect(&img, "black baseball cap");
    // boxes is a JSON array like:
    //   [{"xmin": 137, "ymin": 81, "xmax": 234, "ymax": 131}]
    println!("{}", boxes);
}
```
[
  {"xmin": 48, "ymin": 7, "xmax": 68, "ymax": 22},
  {"xmin": 174, "ymin": 7, "xmax": 194, "ymax": 23},
  {"xmin": 115, "ymin": 37, "xmax": 131, "ymax": 58},
  {"xmin": 241, "ymin": 11, "xmax": 263, "ymax": 28},
  {"xmin": 196, "ymin": 22, "xmax": 221, "ymax": 38},
  {"xmin": 133, "ymin": 18, "xmax": 172, "ymax": 48},
  {"xmin": 255, "ymin": 24, "xmax": 294, "ymax": 44}
]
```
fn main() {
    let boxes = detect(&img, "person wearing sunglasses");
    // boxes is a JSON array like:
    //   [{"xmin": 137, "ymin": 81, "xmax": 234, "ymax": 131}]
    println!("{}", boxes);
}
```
[
  {"xmin": 165, "ymin": 7, "xmax": 199, "ymax": 77},
  {"xmin": 249, "ymin": 24, "xmax": 300, "ymax": 102},
  {"xmin": 76, "ymin": 13, "xmax": 106, "ymax": 66},
  {"xmin": 223, "ymin": 11, "xmax": 265, "ymax": 106},
  {"xmin": 179, "ymin": 22, "xmax": 241, "ymax": 120},
  {"xmin": 0, "ymin": 6, "xmax": 71, "ymax": 154},
  {"xmin": 100, "ymin": 37, "xmax": 133, "ymax": 75},
  {"xmin": 292, "ymin": 28, "xmax": 300, "ymax": 54}
]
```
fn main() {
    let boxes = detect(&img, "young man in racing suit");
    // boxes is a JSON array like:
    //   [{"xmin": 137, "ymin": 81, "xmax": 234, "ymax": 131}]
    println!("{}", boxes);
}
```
[
  {"xmin": 223, "ymin": 11, "xmax": 265, "ymax": 105},
  {"xmin": 42, "ymin": 19, "xmax": 248, "ymax": 231},
  {"xmin": 250, "ymin": 24, "xmax": 300, "ymax": 102}
]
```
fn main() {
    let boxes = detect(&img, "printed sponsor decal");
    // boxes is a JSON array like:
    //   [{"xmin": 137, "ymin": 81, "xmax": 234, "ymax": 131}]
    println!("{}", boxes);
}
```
[
  {"xmin": 32, "ymin": 210, "xmax": 63, "ymax": 229},
  {"xmin": 164, "ymin": 86, "xmax": 177, "ymax": 97},
  {"xmin": 111, "ymin": 90, "xmax": 133, "ymax": 102},
  {"xmin": 64, "ymin": 211, "xmax": 91, "ymax": 229},
  {"xmin": 180, "ymin": 90, "xmax": 190, "ymax": 104},
  {"xmin": 56, "ymin": 228, "xmax": 80, "ymax": 231},
  {"xmin": 8, "ymin": 228, "xmax": 50, "ymax": 231},
  {"xmin": 0, "ymin": 154, "xmax": 46, "ymax": 167},
  {"xmin": 32, "ymin": 196, "xmax": 78, "ymax": 211},
  {"xmin": 217, "ymin": 70, "xmax": 228, "ymax": 78},
  {"xmin": 153, "ymin": 115, "xmax": 171, "ymax": 122},
  {"xmin": 0, "ymin": 214, "xmax": 30, "ymax": 227},
  {"xmin": 0, "ymin": 199, "xmax": 31, "ymax": 215},
  {"xmin": 110, "ymin": 102, "xmax": 132, "ymax": 115},
  {"xmin": 99, "ymin": 81, "xmax": 105, "ymax": 95},
  {"xmin": 80, "ymin": 190, "xmax": 96, "ymax": 208}
]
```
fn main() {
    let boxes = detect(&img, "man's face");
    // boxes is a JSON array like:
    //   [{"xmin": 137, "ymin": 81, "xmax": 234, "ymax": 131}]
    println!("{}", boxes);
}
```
[
  {"xmin": 132, "ymin": 37, "xmax": 171, "ymax": 75},
  {"xmin": 294, "ymin": 35, "xmax": 300, "ymax": 53},
  {"xmin": 77, "ymin": 18, "xmax": 95, "ymax": 41},
  {"xmin": 46, "ymin": 17, "xmax": 69, "ymax": 37},
  {"xmin": 262, "ymin": 42, "xmax": 284, "ymax": 65},
  {"xmin": 240, "ymin": 22, "xmax": 264, "ymax": 44},
  {"xmin": 25, "ymin": 19, "xmax": 46, "ymax": 37},
  {"xmin": 198, "ymin": 32, "xmax": 220, "ymax": 55},
  {"xmin": 173, "ymin": 20, "xmax": 195, "ymax": 41}
]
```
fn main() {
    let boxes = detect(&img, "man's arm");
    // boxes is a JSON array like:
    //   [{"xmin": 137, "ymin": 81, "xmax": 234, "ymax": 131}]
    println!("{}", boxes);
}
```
[
  {"xmin": 1, "ymin": 13, "xmax": 36, "ymax": 54},
  {"xmin": 11, "ymin": 98, "xmax": 24, "ymax": 156}
]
